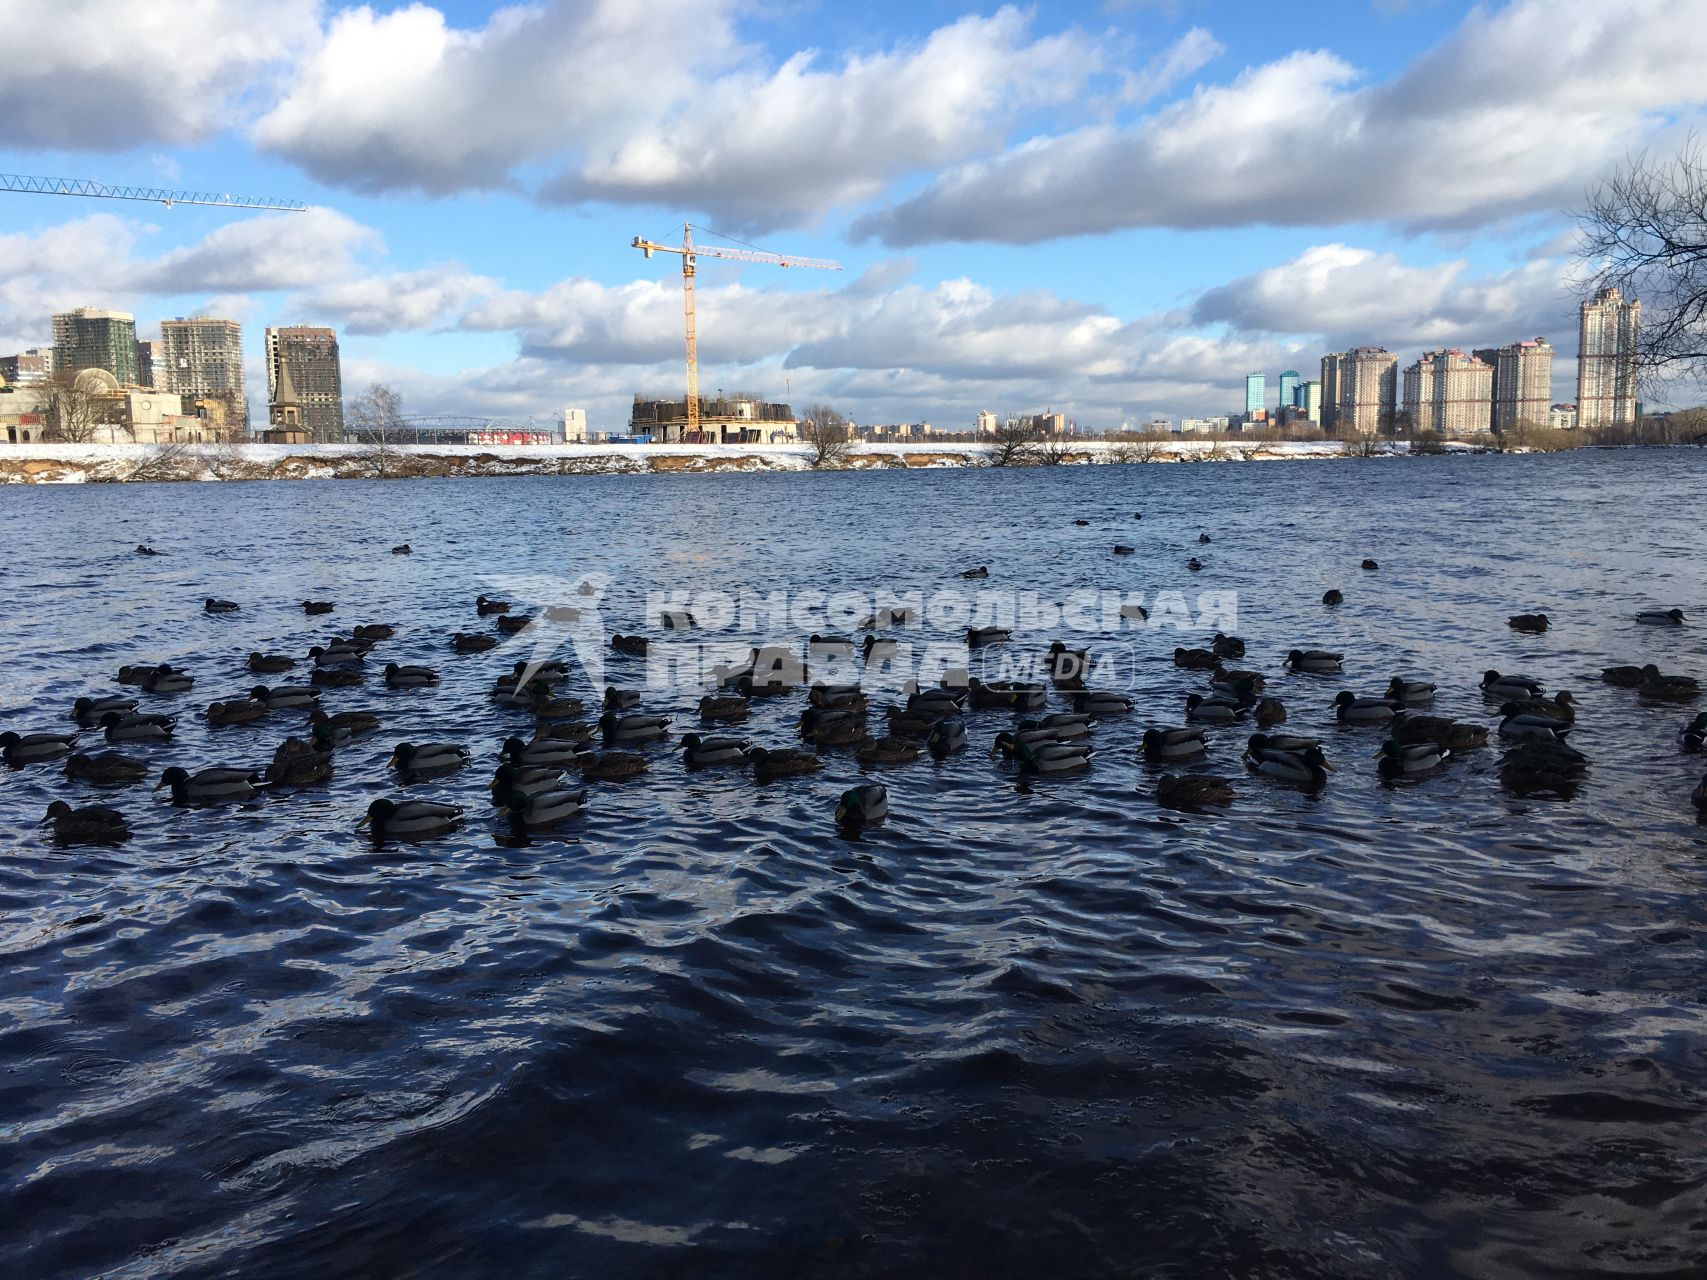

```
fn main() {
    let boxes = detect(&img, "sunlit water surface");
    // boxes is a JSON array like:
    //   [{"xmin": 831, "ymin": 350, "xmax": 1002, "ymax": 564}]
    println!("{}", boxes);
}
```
[{"xmin": 2, "ymin": 451, "xmax": 1705, "ymax": 1279}]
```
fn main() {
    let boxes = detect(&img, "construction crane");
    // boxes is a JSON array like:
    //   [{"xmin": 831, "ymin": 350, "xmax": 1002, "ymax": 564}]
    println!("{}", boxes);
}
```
[
  {"xmin": 632, "ymin": 223, "xmax": 839, "ymax": 440},
  {"xmin": 0, "ymin": 172, "xmax": 306, "ymax": 212}
]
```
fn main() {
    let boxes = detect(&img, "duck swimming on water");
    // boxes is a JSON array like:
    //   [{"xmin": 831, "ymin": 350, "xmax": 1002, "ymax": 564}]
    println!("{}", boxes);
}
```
[
  {"xmin": 359, "ymin": 798, "xmax": 465, "ymax": 841},
  {"xmin": 1681, "ymin": 713, "xmax": 1707, "ymax": 753},
  {"xmin": 836, "ymin": 784, "xmax": 889, "ymax": 826},
  {"xmin": 43, "ymin": 801, "xmax": 130, "ymax": 844},
  {"xmin": 1156, "ymin": 774, "xmax": 1234, "ymax": 810},
  {"xmin": 64, "ymin": 751, "xmax": 148, "ymax": 785},
  {"xmin": 1142, "ymin": 726, "xmax": 1207, "ymax": 760},
  {"xmin": 1377, "ymin": 740, "xmax": 1449, "ymax": 776},
  {"xmin": 2, "ymin": 731, "xmax": 79, "ymax": 765},
  {"xmin": 1481, "ymin": 670, "xmax": 1544, "ymax": 699},
  {"xmin": 1636, "ymin": 608, "xmax": 1686, "ymax": 625}
]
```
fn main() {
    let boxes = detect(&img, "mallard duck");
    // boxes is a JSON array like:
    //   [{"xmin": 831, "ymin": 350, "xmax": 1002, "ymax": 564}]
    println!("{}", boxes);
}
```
[
  {"xmin": 1481, "ymin": 670, "xmax": 1544, "ymax": 699},
  {"xmin": 1285, "ymin": 649, "xmax": 1342, "ymax": 673},
  {"xmin": 352, "ymin": 624, "xmax": 394, "ymax": 642},
  {"xmin": 1010, "ymin": 684, "xmax": 1049, "ymax": 710},
  {"xmin": 359, "ymin": 798, "xmax": 465, "ymax": 840},
  {"xmin": 1245, "ymin": 732, "xmax": 1322, "ymax": 755},
  {"xmin": 1046, "ymin": 642, "xmax": 1090, "ymax": 687},
  {"xmin": 799, "ymin": 707, "xmax": 867, "ymax": 745},
  {"xmin": 991, "ymin": 726, "xmax": 1063, "ymax": 758},
  {"xmin": 863, "ymin": 634, "xmax": 900, "ymax": 662},
  {"xmin": 836, "ymin": 783, "xmax": 889, "ymax": 825},
  {"xmin": 545, "ymin": 602, "xmax": 581, "ymax": 620},
  {"xmin": 1502, "ymin": 692, "xmax": 1575, "ymax": 725},
  {"xmin": 1322, "ymin": 589, "xmax": 1344, "ymax": 607},
  {"xmin": 856, "ymin": 736, "xmax": 920, "ymax": 765},
  {"xmin": 965, "ymin": 678, "xmax": 1017, "ymax": 709},
  {"xmin": 1120, "ymin": 603, "xmax": 1149, "ymax": 622},
  {"xmin": 247, "ymin": 652, "xmax": 296, "ymax": 674},
  {"xmin": 308, "ymin": 708, "xmax": 381, "ymax": 744},
  {"xmin": 961, "ymin": 565, "xmax": 990, "ymax": 578},
  {"xmin": 1071, "ymin": 518, "xmax": 1090, "ymax": 526},
  {"xmin": 808, "ymin": 634, "xmax": 856, "ymax": 659},
  {"xmin": 736, "ymin": 673, "xmax": 796, "ymax": 698},
  {"xmin": 476, "ymin": 594, "xmax": 511, "ymax": 616},
  {"xmin": 1013, "ymin": 740, "xmax": 1093, "ymax": 773},
  {"xmin": 1386, "ymin": 678, "xmax": 1436, "ymax": 707},
  {"xmin": 249, "ymin": 684, "xmax": 320, "ymax": 710},
  {"xmin": 749, "ymin": 746, "xmax": 822, "ymax": 780},
  {"xmin": 1211, "ymin": 632, "xmax": 1246, "ymax": 660},
  {"xmin": 1377, "ymin": 740, "xmax": 1448, "ymax": 776},
  {"xmin": 207, "ymin": 699, "xmax": 270, "ymax": 728},
  {"xmin": 1174, "ymin": 647, "xmax": 1218, "ymax": 670},
  {"xmin": 116, "ymin": 664, "xmax": 155, "ymax": 686},
  {"xmin": 598, "ymin": 711, "xmax": 670, "ymax": 746},
  {"xmin": 1500, "ymin": 735, "xmax": 1588, "ymax": 793},
  {"xmin": 1636, "ymin": 609, "xmax": 1686, "ymax": 626},
  {"xmin": 604, "ymin": 687, "xmax": 642, "ymax": 709},
  {"xmin": 383, "ymin": 663, "xmax": 438, "ymax": 688},
  {"xmin": 501, "ymin": 736, "xmax": 584, "ymax": 768},
  {"xmin": 1245, "ymin": 743, "xmax": 1331, "ymax": 789},
  {"xmin": 452, "ymin": 632, "xmax": 499, "ymax": 653},
  {"xmin": 1254, "ymin": 697, "xmax": 1287, "ymax": 727},
  {"xmin": 1215, "ymin": 667, "xmax": 1266, "ymax": 693},
  {"xmin": 495, "ymin": 614, "xmax": 535, "ymax": 635},
  {"xmin": 1187, "ymin": 557, "xmax": 1204, "ymax": 572},
  {"xmin": 1602, "ymin": 664, "xmax": 1651, "ymax": 688},
  {"xmin": 100, "ymin": 711, "xmax": 176, "ymax": 743},
  {"xmin": 266, "ymin": 738, "xmax": 333, "ymax": 786},
  {"xmin": 386, "ymin": 741, "xmax": 470, "ymax": 775},
  {"xmin": 576, "ymin": 750, "xmax": 649, "ymax": 781},
  {"xmin": 535, "ymin": 719, "xmax": 596, "ymax": 744},
  {"xmin": 499, "ymin": 787, "xmax": 588, "ymax": 828},
  {"xmin": 1075, "ymin": 690, "xmax": 1133, "ymax": 716},
  {"xmin": 311, "ymin": 667, "xmax": 364, "ymax": 689},
  {"xmin": 681, "ymin": 734, "xmax": 750, "ymax": 767},
  {"xmin": 660, "ymin": 607, "xmax": 697, "ymax": 629},
  {"xmin": 303, "ymin": 600, "xmax": 335, "ymax": 615},
  {"xmin": 140, "ymin": 664, "xmax": 194, "ymax": 693},
  {"xmin": 1681, "ymin": 713, "xmax": 1707, "ymax": 753},
  {"xmin": 514, "ymin": 659, "xmax": 570, "ymax": 684},
  {"xmin": 490, "ymin": 680, "xmax": 537, "ymax": 709},
  {"xmin": 887, "ymin": 708, "xmax": 940, "ymax": 740},
  {"xmin": 810, "ymin": 684, "xmax": 867, "ymax": 711},
  {"xmin": 71, "ymin": 695, "xmax": 138, "ymax": 725},
  {"xmin": 1198, "ymin": 532, "xmax": 1213, "ymax": 545},
  {"xmin": 699, "ymin": 694, "xmax": 750, "ymax": 722},
  {"xmin": 1184, "ymin": 693, "xmax": 1244, "ymax": 724},
  {"xmin": 1508, "ymin": 613, "xmax": 1549, "ymax": 634},
  {"xmin": 528, "ymin": 690, "xmax": 586, "ymax": 719},
  {"xmin": 1112, "ymin": 544, "xmax": 1135, "ymax": 555},
  {"xmin": 1361, "ymin": 559, "xmax": 1379, "ymax": 570},
  {"xmin": 1499, "ymin": 712, "xmax": 1572, "ymax": 741},
  {"xmin": 136, "ymin": 544, "xmax": 160, "ymax": 556},
  {"xmin": 311, "ymin": 639, "xmax": 368, "ymax": 662},
  {"xmin": 1142, "ymin": 726, "xmax": 1206, "ymax": 759},
  {"xmin": 1391, "ymin": 714, "xmax": 1488, "ymax": 751},
  {"xmin": 43, "ymin": 801, "xmax": 130, "ymax": 844},
  {"xmin": 1030, "ymin": 712, "xmax": 1093, "ymax": 739},
  {"xmin": 1208, "ymin": 675, "xmax": 1260, "ymax": 707},
  {"xmin": 1332, "ymin": 692, "xmax": 1396, "ymax": 725},
  {"xmin": 391, "ymin": 544, "xmax": 412, "ymax": 555},
  {"xmin": 1156, "ymin": 774, "xmax": 1234, "ymax": 810},
  {"xmin": 905, "ymin": 685, "xmax": 964, "ymax": 715},
  {"xmin": 610, "ymin": 633, "xmax": 648, "ymax": 655},
  {"xmin": 204, "ymin": 598, "xmax": 239, "ymax": 614},
  {"xmin": 155, "ymin": 766, "xmax": 262, "ymax": 804},
  {"xmin": 925, "ymin": 719, "xmax": 967, "ymax": 755},
  {"xmin": 64, "ymin": 750, "xmax": 147, "ymax": 785},
  {"xmin": 1640, "ymin": 669, "xmax": 1700, "ymax": 700},
  {"xmin": 489, "ymin": 761, "xmax": 566, "ymax": 797}
]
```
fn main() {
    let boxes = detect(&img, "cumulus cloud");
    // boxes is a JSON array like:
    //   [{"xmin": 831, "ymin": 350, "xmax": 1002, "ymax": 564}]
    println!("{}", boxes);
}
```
[
  {"xmin": 857, "ymin": 0, "xmax": 1707, "ymax": 245},
  {"xmin": 127, "ymin": 209, "xmax": 380, "ymax": 294},
  {"xmin": 301, "ymin": 266, "xmax": 498, "ymax": 335},
  {"xmin": 0, "ymin": 0, "xmax": 317, "ymax": 150}
]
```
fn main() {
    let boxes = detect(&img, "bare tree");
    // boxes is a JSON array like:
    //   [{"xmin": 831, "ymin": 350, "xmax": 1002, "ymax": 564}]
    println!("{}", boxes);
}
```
[
  {"xmin": 1578, "ymin": 137, "xmax": 1707, "ymax": 388},
  {"xmin": 348, "ymin": 383, "xmax": 405, "ymax": 478},
  {"xmin": 800, "ymin": 403, "xmax": 854, "ymax": 468},
  {"xmin": 38, "ymin": 369, "xmax": 103, "ymax": 443},
  {"xmin": 980, "ymin": 419, "xmax": 1042, "ymax": 467}
]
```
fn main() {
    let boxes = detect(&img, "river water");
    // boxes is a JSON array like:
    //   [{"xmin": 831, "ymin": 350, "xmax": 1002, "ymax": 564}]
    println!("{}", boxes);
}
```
[{"xmin": 2, "ymin": 450, "xmax": 1705, "ymax": 1278}]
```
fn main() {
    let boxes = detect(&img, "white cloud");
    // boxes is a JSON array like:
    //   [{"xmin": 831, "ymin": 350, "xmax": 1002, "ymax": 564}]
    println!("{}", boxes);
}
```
[
  {"xmin": 128, "ymin": 209, "xmax": 380, "ymax": 294},
  {"xmin": 1118, "ymin": 26, "xmax": 1223, "ymax": 104},
  {"xmin": 301, "ymin": 267, "xmax": 498, "ymax": 335},
  {"xmin": 0, "ymin": 0, "xmax": 318, "ymax": 150},
  {"xmin": 857, "ymin": 0, "xmax": 1707, "ymax": 245}
]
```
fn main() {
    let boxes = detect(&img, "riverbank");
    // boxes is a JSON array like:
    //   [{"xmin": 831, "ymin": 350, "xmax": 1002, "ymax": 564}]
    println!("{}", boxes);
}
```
[{"xmin": 0, "ymin": 437, "xmax": 1469, "ymax": 484}]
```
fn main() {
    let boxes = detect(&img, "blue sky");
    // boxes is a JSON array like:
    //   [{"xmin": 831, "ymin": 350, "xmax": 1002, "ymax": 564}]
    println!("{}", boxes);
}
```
[{"xmin": 1, "ymin": 0, "xmax": 1701, "ymax": 429}]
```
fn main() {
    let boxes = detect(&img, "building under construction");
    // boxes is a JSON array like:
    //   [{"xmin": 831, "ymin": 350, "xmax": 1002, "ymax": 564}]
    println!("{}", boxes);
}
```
[{"xmin": 629, "ymin": 394, "xmax": 797, "ymax": 444}]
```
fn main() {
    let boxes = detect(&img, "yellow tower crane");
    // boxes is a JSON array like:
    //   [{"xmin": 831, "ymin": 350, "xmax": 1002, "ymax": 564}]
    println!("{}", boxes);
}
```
[{"xmin": 632, "ymin": 223, "xmax": 839, "ymax": 440}]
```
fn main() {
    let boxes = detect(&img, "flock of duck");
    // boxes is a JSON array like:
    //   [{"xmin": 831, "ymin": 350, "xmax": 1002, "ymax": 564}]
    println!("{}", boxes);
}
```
[{"xmin": 8, "ymin": 546, "xmax": 1705, "ymax": 845}]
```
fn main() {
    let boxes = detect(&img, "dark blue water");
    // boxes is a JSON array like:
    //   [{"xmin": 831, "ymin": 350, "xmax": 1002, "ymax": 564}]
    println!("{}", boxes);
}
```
[{"xmin": 2, "ymin": 451, "xmax": 1705, "ymax": 1279}]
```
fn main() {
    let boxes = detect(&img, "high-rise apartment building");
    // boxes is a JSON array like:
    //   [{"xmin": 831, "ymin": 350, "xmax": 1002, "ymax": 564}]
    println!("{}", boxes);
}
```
[
  {"xmin": 1277, "ymin": 370, "xmax": 1300, "ymax": 411},
  {"xmin": 1577, "ymin": 287, "xmax": 1640, "ymax": 429},
  {"xmin": 264, "ymin": 326, "xmax": 344, "ymax": 441},
  {"xmin": 1320, "ymin": 353, "xmax": 1344, "ymax": 432},
  {"xmin": 53, "ymin": 307, "xmax": 139, "ymax": 385},
  {"xmin": 161, "ymin": 318, "xmax": 248, "ymax": 431},
  {"xmin": 1488, "ymin": 337, "xmax": 1552, "ymax": 431},
  {"xmin": 1402, "ymin": 349, "xmax": 1493, "ymax": 437},
  {"xmin": 1328, "ymin": 347, "xmax": 1397, "ymax": 435},
  {"xmin": 134, "ymin": 340, "xmax": 161, "ymax": 389},
  {"xmin": 1298, "ymin": 379, "xmax": 1322, "ymax": 424},
  {"xmin": 1244, "ymin": 371, "xmax": 1265, "ymax": 419},
  {"xmin": 0, "ymin": 348, "xmax": 54, "ymax": 386}
]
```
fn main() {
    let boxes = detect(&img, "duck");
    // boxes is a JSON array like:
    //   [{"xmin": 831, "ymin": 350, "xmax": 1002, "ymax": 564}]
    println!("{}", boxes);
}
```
[
  {"xmin": 499, "ymin": 787, "xmax": 588, "ymax": 828},
  {"xmin": 1361, "ymin": 558, "xmax": 1379, "ymax": 570},
  {"xmin": 308, "ymin": 708, "xmax": 382, "ymax": 744},
  {"xmin": 1071, "ymin": 518, "xmax": 1090, "ymax": 526},
  {"xmin": 1681, "ymin": 713, "xmax": 1707, "ymax": 753},
  {"xmin": 140, "ymin": 664, "xmax": 195, "ymax": 693},
  {"xmin": 43, "ymin": 801, "xmax": 130, "ymax": 844},
  {"xmin": 265, "ymin": 738, "xmax": 334, "ymax": 787},
  {"xmin": 1184, "ymin": 693, "xmax": 1244, "ymax": 724},
  {"xmin": 925, "ymin": 719, "xmax": 968, "ymax": 755},
  {"xmin": 1046, "ymin": 641, "xmax": 1091, "ymax": 687},
  {"xmin": 1385, "ymin": 678, "xmax": 1436, "ymax": 708},
  {"xmin": 1501, "ymin": 692, "xmax": 1575, "ymax": 725},
  {"xmin": 1112, "ymin": 544, "xmax": 1135, "ymax": 555},
  {"xmin": 527, "ymin": 689, "xmax": 586, "ymax": 719},
  {"xmin": 2, "ymin": 730, "xmax": 79, "ymax": 765},
  {"xmin": 960, "ymin": 565, "xmax": 990, "ymax": 578},
  {"xmin": 490, "ymin": 680, "xmax": 538, "ymax": 709},
  {"xmin": 1075, "ymin": 690, "xmax": 1133, "ymax": 716},
  {"xmin": 1500, "ymin": 735, "xmax": 1589, "ymax": 792},
  {"xmin": 1636, "ymin": 608, "xmax": 1686, "ymax": 625},
  {"xmin": 856, "ymin": 736, "xmax": 920, "ymax": 765},
  {"xmin": 1391, "ymin": 714, "xmax": 1489, "ymax": 752},
  {"xmin": 1028, "ymin": 712, "xmax": 1094, "ymax": 739},
  {"xmin": 1214, "ymin": 667, "xmax": 1266, "ymax": 693},
  {"xmin": 1499, "ymin": 711, "xmax": 1572, "ymax": 741},
  {"xmin": 604, "ymin": 686, "xmax": 642, "ymax": 709},
  {"xmin": 1331, "ymin": 692, "xmax": 1396, "ymax": 725},
  {"xmin": 610, "ymin": 633, "xmax": 649, "ymax": 655},
  {"xmin": 1602, "ymin": 663, "xmax": 1652, "ymax": 688},
  {"xmin": 310, "ymin": 667, "xmax": 364, "ymax": 689},
  {"xmin": 1285, "ymin": 649, "xmax": 1342, "ymax": 673},
  {"xmin": 1254, "ymin": 697, "xmax": 1288, "ymax": 727},
  {"xmin": 575, "ymin": 750, "xmax": 649, "ymax": 781},
  {"xmin": 660, "ymin": 607, "xmax": 697, "ymax": 629},
  {"xmin": 1508, "ymin": 613, "xmax": 1549, "ymax": 634},
  {"xmin": 1009, "ymin": 683, "xmax": 1050, "ymax": 711},
  {"xmin": 836, "ymin": 784, "xmax": 890, "ymax": 825},
  {"xmin": 1120, "ymin": 602, "xmax": 1149, "ymax": 622},
  {"xmin": 808, "ymin": 634, "xmax": 856, "ymax": 658},
  {"xmin": 535, "ymin": 719, "xmax": 596, "ymax": 745},
  {"xmin": 249, "ymin": 683, "xmax": 320, "ymax": 710},
  {"xmin": 863, "ymin": 634, "xmax": 901, "ymax": 663},
  {"xmin": 1012, "ymin": 740, "xmax": 1093, "ymax": 773},
  {"xmin": 64, "ymin": 750, "xmax": 148, "ymax": 785},
  {"xmin": 204, "ymin": 598, "xmax": 239, "ymax": 614},
  {"xmin": 489, "ymin": 761, "xmax": 567, "ymax": 797},
  {"xmin": 736, "ymin": 672, "xmax": 796, "ymax": 698},
  {"xmin": 515, "ymin": 659, "xmax": 571, "ymax": 684},
  {"xmin": 681, "ymin": 734, "xmax": 750, "ymax": 767},
  {"xmin": 543, "ymin": 604, "xmax": 581, "ymax": 623},
  {"xmin": 476, "ymin": 594, "xmax": 511, "ymax": 616},
  {"xmin": 1481, "ymin": 670, "xmax": 1544, "ymax": 699},
  {"xmin": 71, "ymin": 695, "xmax": 138, "ymax": 725},
  {"xmin": 965, "ymin": 678, "xmax": 1017, "ymax": 710},
  {"xmin": 1156, "ymin": 774, "xmax": 1234, "ymax": 810},
  {"xmin": 991, "ymin": 726, "xmax": 1064, "ymax": 758},
  {"xmin": 1174, "ymin": 647, "xmax": 1219, "ymax": 670},
  {"xmin": 494, "ymin": 614, "xmax": 535, "ymax": 635},
  {"xmin": 698, "ymin": 693, "xmax": 750, "ymax": 722},
  {"xmin": 810, "ymin": 684, "xmax": 867, "ymax": 711},
  {"xmin": 207, "ymin": 699, "xmax": 271, "ymax": 728},
  {"xmin": 116, "ymin": 664, "xmax": 156, "ymax": 686},
  {"xmin": 1322, "ymin": 589, "xmax": 1344, "ymax": 607},
  {"xmin": 1640, "ymin": 669, "xmax": 1700, "ymax": 700},
  {"xmin": 302, "ymin": 600, "xmax": 335, "ymax": 615},
  {"xmin": 1208, "ymin": 675, "xmax": 1261, "ymax": 708},
  {"xmin": 1245, "ymin": 743, "xmax": 1331, "ymax": 789},
  {"xmin": 1245, "ymin": 732, "xmax": 1322, "ymax": 756},
  {"xmin": 750, "ymin": 746, "xmax": 822, "ymax": 780},
  {"xmin": 1141, "ymin": 726, "xmax": 1207, "ymax": 760},
  {"xmin": 352, "ymin": 623, "xmax": 394, "ymax": 642},
  {"xmin": 501, "ymin": 736, "xmax": 584, "ymax": 769},
  {"xmin": 100, "ymin": 711, "xmax": 177, "ymax": 743},
  {"xmin": 1377, "ymin": 740, "xmax": 1449, "ymax": 776},
  {"xmin": 799, "ymin": 707, "xmax": 867, "ymax": 745},
  {"xmin": 388, "ymin": 741, "xmax": 470, "ymax": 774},
  {"xmin": 360, "ymin": 798, "xmax": 467, "ymax": 841},
  {"xmin": 247, "ymin": 652, "xmax": 296, "ymax": 674},
  {"xmin": 905, "ymin": 684, "xmax": 965, "ymax": 716},
  {"xmin": 135, "ymin": 544, "xmax": 160, "ymax": 556},
  {"xmin": 383, "ymin": 663, "xmax": 439, "ymax": 688},
  {"xmin": 308, "ymin": 644, "xmax": 365, "ymax": 669},
  {"xmin": 452, "ymin": 632, "xmax": 499, "ymax": 653},
  {"xmin": 1211, "ymin": 633, "xmax": 1246, "ymax": 660},
  {"xmin": 887, "ymin": 708, "xmax": 942, "ymax": 740},
  {"xmin": 1187, "ymin": 557, "xmax": 1204, "ymax": 572},
  {"xmin": 155, "ymin": 766, "xmax": 262, "ymax": 804},
  {"xmin": 598, "ymin": 711, "xmax": 670, "ymax": 746},
  {"xmin": 1198, "ymin": 532, "xmax": 1213, "ymax": 545}
]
